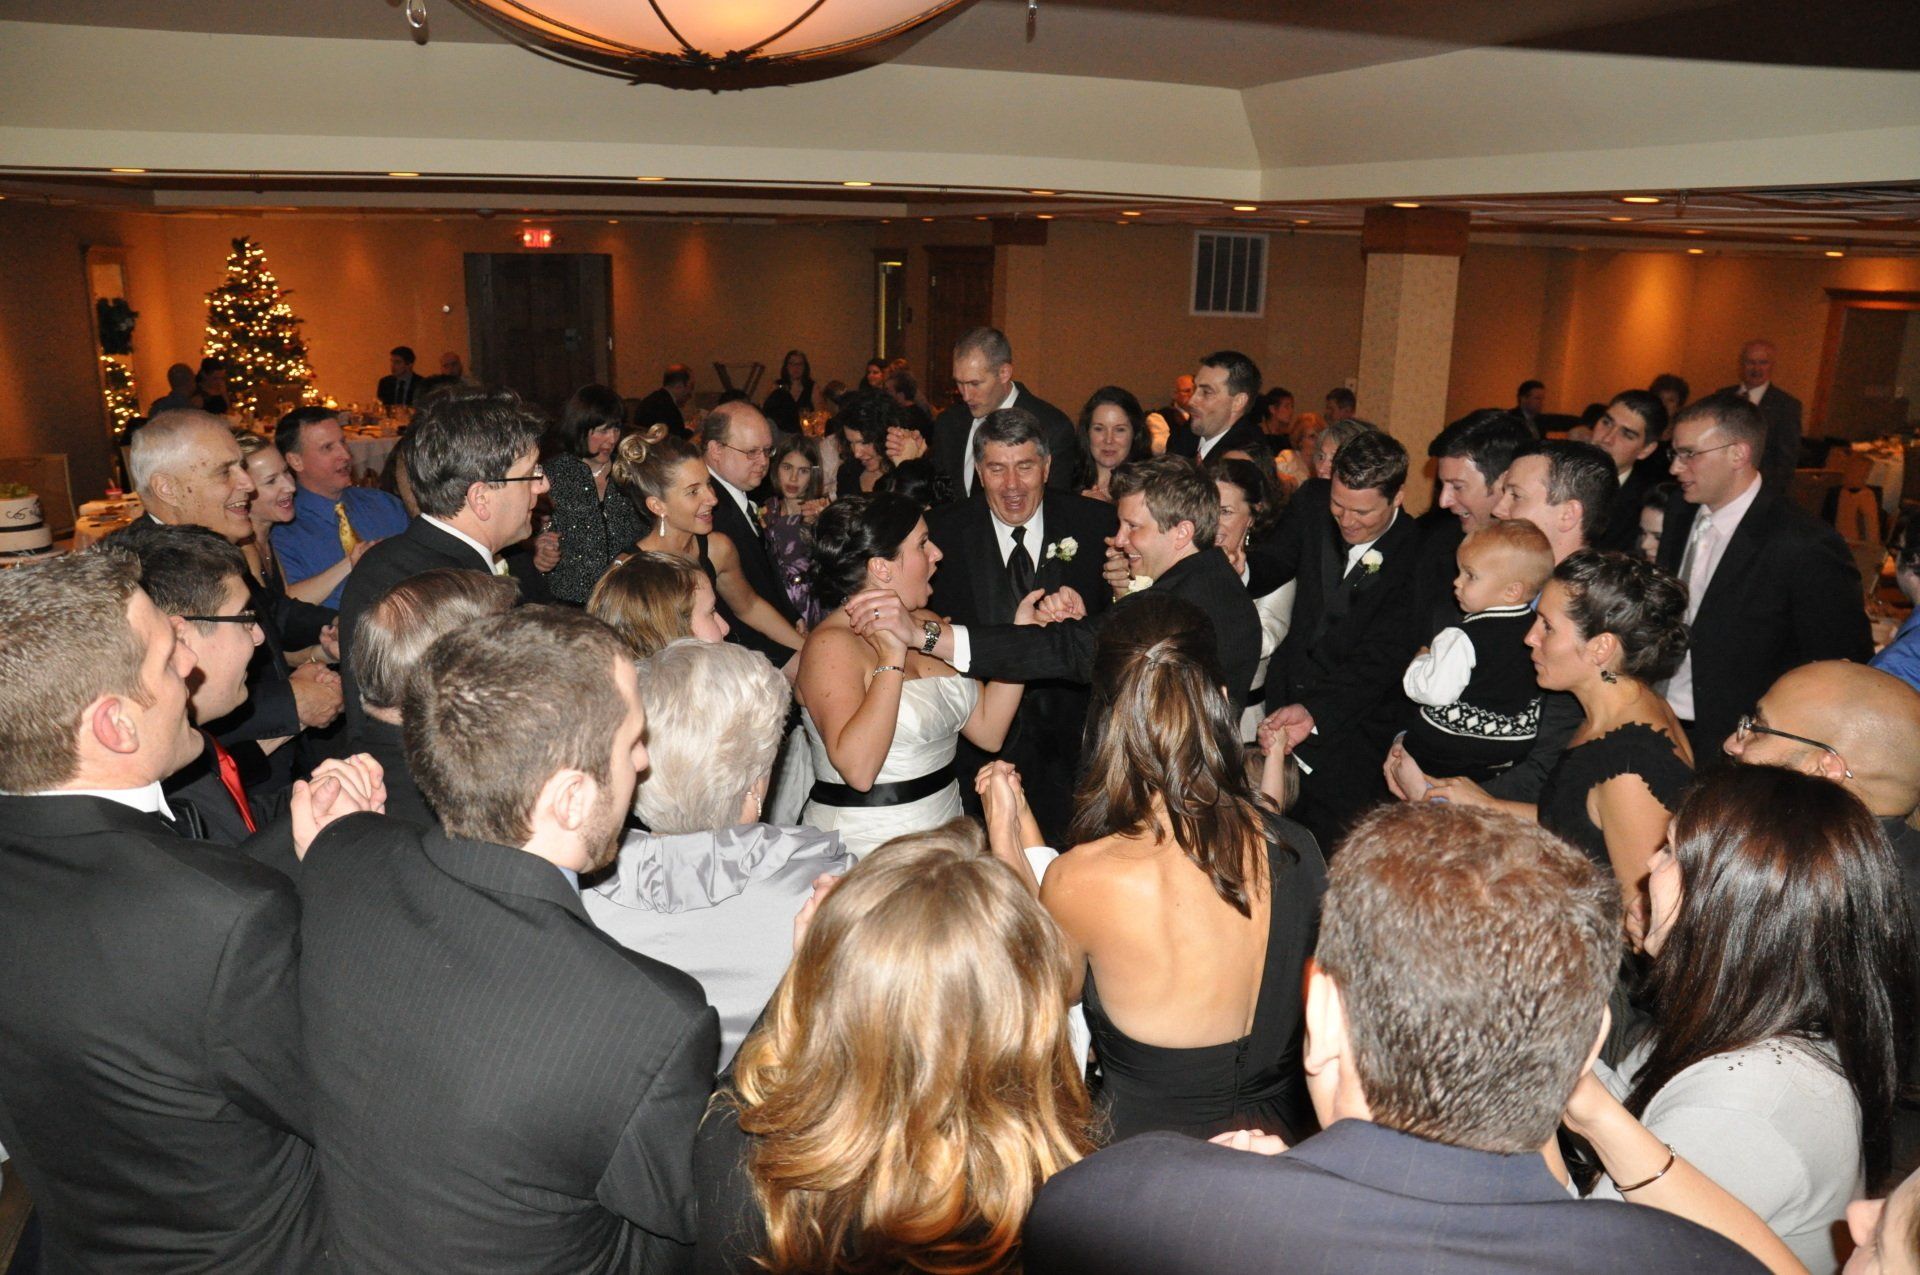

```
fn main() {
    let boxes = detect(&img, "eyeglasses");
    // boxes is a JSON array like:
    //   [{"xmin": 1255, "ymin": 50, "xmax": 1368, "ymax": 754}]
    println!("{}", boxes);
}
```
[
  {"xmin": 721, "ymin": 443, "xmax": 775, "ymax": 461},
  {"xmin": 179, "ymin": 612, "xmax": 259, "ymax": 626},
  {"xmin": 1670, "ymin": 441, "xmax": 1735, "ymax": 466},
  {"xmin": 489, "ymin": 465, "xmax": 547, "ymax": 484},
  {"xmin": 1733, "ymin": 714, "xmax": 1853, "ymax": 778}
]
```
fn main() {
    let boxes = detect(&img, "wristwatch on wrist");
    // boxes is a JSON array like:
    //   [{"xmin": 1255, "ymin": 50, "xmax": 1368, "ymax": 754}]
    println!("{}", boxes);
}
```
[{"xmin": 921, "ymin": 619, "xmax": 941, "ymax": 655}]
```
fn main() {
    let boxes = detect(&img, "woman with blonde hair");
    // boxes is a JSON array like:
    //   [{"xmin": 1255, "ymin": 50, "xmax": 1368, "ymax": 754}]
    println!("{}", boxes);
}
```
[
  {"xmin": 694, "ymin": 819, "xmax": 1096, "ymax": 1274},
  {"xmin": 586, "ymin": 549, "xmax": 728, "ymax": 658}
]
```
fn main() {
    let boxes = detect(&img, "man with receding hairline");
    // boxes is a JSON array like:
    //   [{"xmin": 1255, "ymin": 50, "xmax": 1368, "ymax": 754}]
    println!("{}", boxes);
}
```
[{"xmin": 1712, "ymin": 339, "xmax": 1801, "ymax": 491}]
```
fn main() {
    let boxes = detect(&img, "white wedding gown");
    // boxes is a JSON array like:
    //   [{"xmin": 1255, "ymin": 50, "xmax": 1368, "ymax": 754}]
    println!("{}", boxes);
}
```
[{"xmin": 802, "ymin": 674, "xmax": 978, "ymax": 856}]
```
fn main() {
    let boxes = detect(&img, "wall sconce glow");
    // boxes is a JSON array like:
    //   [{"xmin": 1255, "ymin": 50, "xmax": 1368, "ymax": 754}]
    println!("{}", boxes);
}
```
[
  {"xmin": 446, "ymin": 0, "xmax": 981, "ymax": 88},
  {"xmin": 1619, "ymin": 196, "xmax": 1663, "ymax": 204},
  {"xmin": 521, "ymin": 227, "xmax": 555, "ymax": 249}
]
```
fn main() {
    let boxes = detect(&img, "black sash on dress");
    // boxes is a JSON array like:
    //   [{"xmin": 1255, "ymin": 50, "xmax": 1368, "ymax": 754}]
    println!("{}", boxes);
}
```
[{"xmin": 810, "ymin": 765, "xmax": 954, "ymax": 809}]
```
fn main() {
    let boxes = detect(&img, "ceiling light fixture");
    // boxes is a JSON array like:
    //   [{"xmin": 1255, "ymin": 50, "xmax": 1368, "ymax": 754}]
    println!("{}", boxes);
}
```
[
  {"xmin": 109, "ymin": 167, "xmax": 147, "ymax": 174},
  {"xmin": 448, "ymin": 0, "xmax": 976, "ymax": 89},
  {"xmin": 1790, "ymin": 235, "xmax": 1811, "ymax": 242},
  {"xmin": 1036, "ymin": 214, "xmax": 1054, "ymax": 220},
  {"xmin": 842, "ymin": 180, "xmax": 873, "ymax": 187},
  {"xmin": 1293, "ymin": 218, "xmax": 1311, "ymax": 225},
  {"xmin": 1028, "ymin": 189, "xmax": 1055, "ymax": 196},
  {"xmin": 1606, "ymin": 216, "xmax": 1634, "ymax": 222},
  {"xmin": 1232, "ymin": 205, "xmax": 1258, "ymax": 212},
  {"xmin": 1391, "ymin": 201, "xmax": 1421, "ymax": 209},
  {"xmin": 1619, "ymin": 195, "xmax": 1662, "ymax": 205},
  {"xmin": 1122, "ymin": 210, "xmax": 1143, "ymax": 217},
  {"xmin": 1686, "ymin": 248, "xmax": 1704, "ymax": 255},
  {"xmin": 1825, "ymin": 250, "xmax": 1845, "ymax": 258},
  {"xmin": 387, "ymin": 171, "xmax": 421, "ymax": 178},
  {"xmin": 1685, "ymin": 229, "xmax": 1706, "ymax": 235},
  {"xmin": 634, "ymin": 175, "xmax": 666, "ymax": 182}
]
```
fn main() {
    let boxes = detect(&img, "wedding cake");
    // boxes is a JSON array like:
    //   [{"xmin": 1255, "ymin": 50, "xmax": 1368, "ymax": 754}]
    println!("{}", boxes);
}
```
[{"xmin": 0, "ymin": 484, "xmax": 57, "ymax": 564}]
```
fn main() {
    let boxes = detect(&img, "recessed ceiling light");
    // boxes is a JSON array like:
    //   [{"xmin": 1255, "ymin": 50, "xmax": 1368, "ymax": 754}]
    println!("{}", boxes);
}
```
[
  {"xmin": 1686, "ymin": 248, "xmax": 1704, "ymax": 255},
  {"xmin": 1606, "ymin": 216, "xmax": 1634, "ymax": 222},
  {"xmin": 1619, "ymin": 195, "xmax": 1662, "ymax": 205},
  {"xmin": 634, "ymin": 176, "xmax": 665, "ymax": 182},
  {"xmin": 1036, "ymin": 214, "xmax": 1054, "ymax": 220},
  {"xmin": 1122, "ymin": 210, "xmax": 1143, "ymax": 217},
  {"xmin": 1116, "ymin": 219, "xmax": 1129, "ymax": 225},
  {"xmin": 974, "ymin": 215, "xmax": 989, "ymax": 221},
  {"xmin": 880, "ymin": 218, "xmax": 891, "ymax": 224},
  {"xmin": 1790, "ymin": 235, "xmax": 1811, "ymax": 242},
  {"xmin": 1826, "ymin": 250, "xmax": 1845, "ymax": 258},
  {"xmin": 1028, "ymin": 189, "xmax": 1055, "ymax": 196},
  {"xmin": 109, "ymin": 167, "xmax": 147, "ymax": 174},
  {"xmin": 842, "ymin": 180, "xmax": 873, "ymax": 187},
  {"xmin": 1391, "ymin": 201, "xmax": 1421, "ymax": 209},
  {"xmin": 920, "ymin": 216, "xmax": 933, "ymax": 223},
  {"xmin": 1685, "ymin": 228, "xmax": 1706, "ymax": 235},
  {"xmin": 1232, "ymin": 205, "xmax": 1258, "ymax": 212},
  {"xmin": 387, "ymin": 171, "xmax": 420, "ymax": 178},
  {"xmin": 607, "ymin": 219, "xmax": 619, "ymax": 224},
  {"xmin": 1293, "ymin": 218, "xmax": 1311, "ymax": 225}
]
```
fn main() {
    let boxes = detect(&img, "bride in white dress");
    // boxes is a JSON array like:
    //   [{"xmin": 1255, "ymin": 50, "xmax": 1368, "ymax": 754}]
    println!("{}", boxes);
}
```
[{"xmin": 797, "ymin": 493, "xmax": 1026, "ymax": 855}]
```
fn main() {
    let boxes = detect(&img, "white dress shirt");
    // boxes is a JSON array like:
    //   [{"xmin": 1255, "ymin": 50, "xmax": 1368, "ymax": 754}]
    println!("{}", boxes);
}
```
[
  {"xmin": 991, "ymin": 508, "xmax": 1046, "ymax": 573},
  {"xmin": 19, "ymin": 780, "xmax": 174, "ymax": 822},
  {"xmin": 422, "ymin": 514, "xmax": 503, "ymax": 573},
  {"xmin": 1661, "ymin": 472, "xmax": 1762, "ymax": 719},
  {"xmin": 1340, "ymin": 510, "xmax": 1398, "ymax": 576},
  {"xmin": 711, "ymin": 471, "xmax": 753, "ymax": 527},
  {"xmin": 1741, "ymin": 381, "xmax": 1770, "ymax": 405},
  {"xmin": 962, "ymin": 385, "xmax": 1021, "ymax": 495},
  {"xmin": 1196, "ymin": 428, "xmax": 1230, "ymax": 461}
]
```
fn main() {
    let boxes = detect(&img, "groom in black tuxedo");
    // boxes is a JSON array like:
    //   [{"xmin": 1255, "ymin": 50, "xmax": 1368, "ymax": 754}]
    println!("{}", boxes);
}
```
[{"xmin": 928, "ymin": 408, "xmax": 1118, "ymax": 840}]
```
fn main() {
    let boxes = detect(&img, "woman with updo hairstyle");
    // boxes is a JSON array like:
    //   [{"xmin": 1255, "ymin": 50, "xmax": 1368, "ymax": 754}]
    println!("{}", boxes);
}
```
[
  {"xmin": 1567, "ymin": 766, "xmax": 1916, "ymax": 1270},
  {"xmin": 694, "ymin": 820, "xmax": 1096, "ymax": 1274},
  {"xmin": 586, "ymin": 549, "xmax": 729, "ymax": 658},
  {"xmin": 1414, "ymin": 548, "xmax": 1693, "ymax": 900},
  {"xmin": 795, "ymin": 493, "xmax": 1025, "ymax": 854},
  {"xmin": 981, "ymin": 591, "xmax": 1327, "ymax": 1144},
  {"xmin": 611, "ymin": 432, "xmax": 805, "ymax": 655}
]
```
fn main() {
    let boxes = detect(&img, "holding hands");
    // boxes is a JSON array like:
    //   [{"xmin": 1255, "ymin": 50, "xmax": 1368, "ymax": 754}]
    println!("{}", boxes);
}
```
[
  {"xmin": 291, "ymin": 753, "xmax": 387, "ymax": 857},
  {"xmin": 884, "ymin": 427, "xmax": 927, "ymax": 464},
  {"xmin": 845, "ymin": 586, "xmax": 920, "ymax": 651}
]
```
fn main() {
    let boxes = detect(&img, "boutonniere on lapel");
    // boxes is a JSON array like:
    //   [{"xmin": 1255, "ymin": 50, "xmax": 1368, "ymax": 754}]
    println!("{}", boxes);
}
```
[
  {"xmin": 748, "ymin": 500, "xmax": 765, "ymax": 533},
  {"xmin": 1360, "ymin": 549, "xmax": 1385, "ymax": 575},
  {"xmin": 1044, "ymin": 537, "xmax": 1079, "ymax": 563}
]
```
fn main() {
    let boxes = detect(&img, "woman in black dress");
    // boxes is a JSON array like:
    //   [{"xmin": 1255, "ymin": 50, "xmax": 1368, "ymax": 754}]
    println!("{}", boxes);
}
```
[
  {"xmin": 759, "ymin": 349, "xmax": 813, "ymax": 435},
  {"xmin": 986, "ymin": 593, "xmax": 1328, "ymax": 1144},
  {"xmin": 1412, "ymin": 549, "xmax": 1693, "ymax": 904},
  {"xmin": 543, "ymin": 384, "xmax": 645, "ymax": 604}
]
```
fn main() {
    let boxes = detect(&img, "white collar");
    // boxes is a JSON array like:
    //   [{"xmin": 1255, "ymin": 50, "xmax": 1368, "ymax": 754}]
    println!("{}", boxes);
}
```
[
  {"xmin": 1341, "ymin": 509, "xmax": 1398, "ymax": 569},
  {"xmin": 990, "ymin": 507, "xmax": 1045, "ymax": 564},
  {"xmin": 422, "ymin": 514, "xmax": 497, "ymax": 570},
  {"xmin": 974, "ymin": 383, "xmax": 1019, "ymax": 425},
  {"xmin": 20, "ymin": 780, "xmax": 174, "ymax": 821},
  {"xmin": 1703, "ymin": 471, "xmax": 1763, "ymax": 527}
]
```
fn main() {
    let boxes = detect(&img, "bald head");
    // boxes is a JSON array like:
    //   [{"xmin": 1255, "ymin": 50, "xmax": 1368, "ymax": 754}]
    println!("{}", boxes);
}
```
[
  {"xmin": 1738, "ymin": 339, "xmax": 1777, "ymax": 391},
  {"xmin": 1726, "ymin": 661, "xmax": 1920, "ymax": 817}
]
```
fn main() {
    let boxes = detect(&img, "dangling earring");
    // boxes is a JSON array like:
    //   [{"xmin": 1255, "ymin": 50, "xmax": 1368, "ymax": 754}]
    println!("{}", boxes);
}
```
[{"xmin": 1598, "ymin": 668, "xmax": 1619, "ymax": 684}]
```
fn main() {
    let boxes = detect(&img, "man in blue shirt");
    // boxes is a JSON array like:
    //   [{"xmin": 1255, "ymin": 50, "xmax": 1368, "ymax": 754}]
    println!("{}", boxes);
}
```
[
  {"xmin": 1872, "ymin": 531, "xmax": 1920, "ymax": 694},
  {"xmin": 272, "ymin": 406, "xmax": 410, "ymax": 609}
]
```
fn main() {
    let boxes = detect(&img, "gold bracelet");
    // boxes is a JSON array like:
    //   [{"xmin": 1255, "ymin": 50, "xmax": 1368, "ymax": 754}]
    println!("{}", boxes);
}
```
[{"xmin": 1615, "ymin": 1144, "xmax": 1676, "ymax": 1193}]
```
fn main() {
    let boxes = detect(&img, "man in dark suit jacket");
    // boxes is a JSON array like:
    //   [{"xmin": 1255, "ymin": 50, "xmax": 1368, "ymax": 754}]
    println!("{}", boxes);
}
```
[
  {"xmin": 1713, "ymin": 339, "xmax": 1802, "ymax": 490},
  {"xmin": 376, "ymin": 344, "xmax": 423, "ymax": 408},
  {"xmin": 300, "ymin": 608, "xmax": 719, "ymax": 1272},
  {"xmin": 0, "ymin": 550, "xmax": 380, "ymax": 1273},
  {"xmin": 703, "ymin": 400, "xmax": 804, "ymax": 663},
  {"xmin": 920, "ymin": 327, "xmax": 1077, "ymax": 498},
  {"xmin": 338, "ymin": 392, "xmax": 553, "ymax": 728},
  {"xmin": 853, "ymin": 455, "xmax": 1260, "ymax": 716},
  {"xmin": 1149, "ymin": 372, "xmax": 1196, "ymax": 453},
  {"xmin": 1590, "ymin": 390, "xmax": 1669, "ymax": 554},
  {"xmin": 1167, "ymin": 350, "xmax": 1271, "ymax": 465},
  {"xmin": 632, "ymin": 364, "xmax": 694, "ymax": 438},
  {"xmin": 927, "ymin": 409, "xmax": 1119, "ymax": 839},
  {"xmin": 1022, "ymin": 803, "xmax": 1763, "ymax": 1275},
  {"xmin": 1261, "ymin": 431, "xmax": 1426, "ymax": 843},
  {"xmin": 1656, "ymin": 396, "xmax": 1869, "ymax": 756}
]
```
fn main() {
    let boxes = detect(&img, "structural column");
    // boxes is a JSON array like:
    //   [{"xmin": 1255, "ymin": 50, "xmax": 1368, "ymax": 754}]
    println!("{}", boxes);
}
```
[{"xmin": 1356, "ymin": 206, "xmax": 1471, "ymax": 514}]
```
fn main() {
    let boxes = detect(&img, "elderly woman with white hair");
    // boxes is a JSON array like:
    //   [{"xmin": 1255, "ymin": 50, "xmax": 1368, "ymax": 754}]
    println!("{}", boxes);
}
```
[{"xmin": 584, "ymin": 638, "xmax": 853, "ymax": 1066}]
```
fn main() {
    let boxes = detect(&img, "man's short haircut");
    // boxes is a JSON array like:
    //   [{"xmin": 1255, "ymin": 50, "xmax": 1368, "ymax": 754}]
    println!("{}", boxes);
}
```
[
  {"xmin": 1199, "ymin": 350, "xmax": 1261, "ymax": 402},
  {"xmin": 1109, "ymin": 455, "xmax": 1218, "ymax": 546},
  {"xmin": 1432, "ymin": 410, "xmax": 1535, "ymax": 488},
  {"xmin": 404, "ymin": 607, "xmax": 632, "ymax": 848},
  {"xmin": 1607, "ymin": 389, "xmax": 1669, "ymax": 442},
  {"xmin": 1330, "ymin": 429, "xmax": 1409, "ymax": 500},
  {"xmin": 631, "ymin": 639, "xmax": 790, "ymax": 834},
  {"xmin": 1518, "ymin": 439, "xmax": 1618, "ymax": 542},
  {"xmin": 1676, "ymin": 394, "xmax": 1766, "ymax": 458},
  {"xmin": 166, "ymin": 362, "xmax": 195, "ymax": 390},
  {"xmin": 353, "ymin": 568, "xmax": 518, "ymax": 714},
  {"xmin": 1462, "ymin": 519, "xmax": 1555, "ymax": 599},
  {"xmin": 111, "ymin": 521, "xmax": 249, "ymax": 624},
  {"xmin": 1517, "ymin": 379, "xmax": 1545, "ymax": 399},
  {"xmin": 662, "ymin": 363, "xmax": 692, "ymax": 389},
  {"xmin": 971, "ymin": 407, "xmax": 1050, "ymax": 466},
  {"xmin": 953, "ymin": 327, "xmax": 1013, "ymax": 370},
  {"xmin": 129, "ymin": 409, "xmax": 229, "ymax": 497},
  {"xmin": 0, "ymin": 548, "xmax": 150, "ymax": 792},
  {"xmin": 1325, "ymin": 387, "xmax": 1357, "ymax": 411},
  {"xmin": 273, "ymin": 404, "xmax": 342, "ymax": 458},
  {"xmin": 391, "ymin": 346, "xmax": 416, "ymax": 365},
  {"xmin": 1317, "ymin": 803, "xmax": 1619, "ymax": 1153},
  {"xmin": 404, "ymin": 390, "xmax": 545, "ymax": 519},
  {"xmin": 885, "ymin": 369, "xmax": 919, "ymax": 401}
]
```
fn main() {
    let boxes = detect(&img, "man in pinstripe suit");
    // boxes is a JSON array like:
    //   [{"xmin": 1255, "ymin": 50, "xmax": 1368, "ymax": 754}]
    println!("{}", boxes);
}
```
[{"xmin": 297, "ymin": 607, "xmax": 720, "ymax": 1273}]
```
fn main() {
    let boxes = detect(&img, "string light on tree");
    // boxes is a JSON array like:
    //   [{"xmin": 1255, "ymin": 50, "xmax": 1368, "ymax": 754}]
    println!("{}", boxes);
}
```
[{"xmin": 201, "ymin": 237, "xmax": 318, "ymax": 416}]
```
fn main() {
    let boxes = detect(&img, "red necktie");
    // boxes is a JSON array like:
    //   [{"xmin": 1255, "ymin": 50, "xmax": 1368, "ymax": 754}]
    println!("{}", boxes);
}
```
[{"xmin": 210, "ymin": 736, "xmax": 257, "ymax": 833}]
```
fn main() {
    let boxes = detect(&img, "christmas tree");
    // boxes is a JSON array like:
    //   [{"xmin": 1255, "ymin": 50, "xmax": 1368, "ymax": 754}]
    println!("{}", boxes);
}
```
[{"xmin": 201, "ymin": 236, "xmax": 317, "ymax": 416}]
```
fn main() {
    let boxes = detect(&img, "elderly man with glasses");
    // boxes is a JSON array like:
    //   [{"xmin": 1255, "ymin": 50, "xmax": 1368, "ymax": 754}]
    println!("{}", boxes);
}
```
[
  {"xmin": 700, "ymin": 400, "xmax": 803, "ymax": 663},
  {"xmin": 1652, "ymin": 394, "xmax": 1869, "ymax": 757}
]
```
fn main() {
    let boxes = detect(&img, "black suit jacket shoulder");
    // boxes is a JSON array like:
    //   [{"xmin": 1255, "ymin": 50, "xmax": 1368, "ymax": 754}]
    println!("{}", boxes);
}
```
[
  {"xmin": 0, "ymin": 794, "xmax": 324, "ymax": 1273},
  {"xmin": 1171, "ymin": 414, "xmax": 1269, "ymax": 463},
  {"xmin": 299, "ymin": 815, "xmax": 719, "ymax": 1272},
  {"xmin": 708, "ymin": 480, "xmax": 800, "ymax": 662},
  {"xmin": 926, "ymin": 493, "xmax": 1118, "ymax": 626},
  {"xmin": 930, "ymin": 382, "xmax": 1079, "ymax": 496},
  {"xmin": 1022, "ymin": 1122, "xmax": 1763, "ymax": 1275}
]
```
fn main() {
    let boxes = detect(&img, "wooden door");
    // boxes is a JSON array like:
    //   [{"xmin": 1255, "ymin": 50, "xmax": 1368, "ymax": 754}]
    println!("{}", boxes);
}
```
[
  {"xmin": 464, "ymin": 253, "xmax": 611, "ymax": 416},
  {"xmin": 923, "ymin": 246, "xmax": 994, "ymax": 409}
]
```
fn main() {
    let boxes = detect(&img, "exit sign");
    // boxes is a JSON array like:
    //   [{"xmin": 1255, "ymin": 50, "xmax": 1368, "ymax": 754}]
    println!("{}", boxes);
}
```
[{"xmin": 520, "ymin": 227, "xmax": 554, "ymax": 249}]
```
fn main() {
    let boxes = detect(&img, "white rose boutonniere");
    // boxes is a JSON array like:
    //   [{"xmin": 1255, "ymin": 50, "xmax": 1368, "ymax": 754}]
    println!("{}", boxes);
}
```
[
  {"xmin": 1045, "ymin": 536, "xmax": 1079, "ymax": 563},
  {"xmin": 1360, "ymin": 549, "xmax": 1385, "ymax": 574},
  {"xmin": 1127, "ymin": 574, "xmax": 1154, "ymax": 594}
]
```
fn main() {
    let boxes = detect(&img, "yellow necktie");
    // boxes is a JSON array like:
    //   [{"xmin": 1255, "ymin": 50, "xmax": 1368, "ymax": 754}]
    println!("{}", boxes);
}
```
[
  {"xmin": 335, "ymin": 502, "xmax": 360, "ymax": 555},
  {"xmin": 492, "ymin": 558, "xmax": 511, "ymax": 577}
]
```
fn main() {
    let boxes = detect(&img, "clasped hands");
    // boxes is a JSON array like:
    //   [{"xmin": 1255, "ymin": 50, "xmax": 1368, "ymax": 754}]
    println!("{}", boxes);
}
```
[{"xmin": 291, "ymin": 753, "xmax": 387, "ymax": 859}]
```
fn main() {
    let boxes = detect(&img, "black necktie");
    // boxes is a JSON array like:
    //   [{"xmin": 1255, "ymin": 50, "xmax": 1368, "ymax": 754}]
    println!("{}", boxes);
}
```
[{"xmin": 1007, "ymin": 524, "xmax": 1034, "ymax": 599}]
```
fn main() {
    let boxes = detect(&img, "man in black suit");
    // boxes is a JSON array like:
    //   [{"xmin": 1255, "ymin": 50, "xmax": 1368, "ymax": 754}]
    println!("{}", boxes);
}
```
[
  {"xmin": 1713, "ymin": 338, "xmax": 1802, "ymax": 490},
  {"xmin": 0, "ymin": 549, "xmax": 379, "ymax": 1273},
  {"xmin": 1413, "ymin": 410, "xmax": 1536, "ymax": 637},
  {"xmin": 344, "ymin": 567, "xmax": 519, "ymax": 829},
  {"xmin": 917, "ymin": 327, "xmax": 1077, "ymax": 498},
  {"xmin": 632, "ymin": 363, "xmax": 694, "ymax": 438},
  {"xmin": 926, "ymin": 408, "xmax": 1118, "ymax": 840},
  {"xmin": 1590, "ymin": 390, "xmax": 1669, "ymax": 554},
  {"xmin": 1147, "ymin": 372, "xmax": 1195, "ymax": 454},
  {"xmin": 1168, "ymin": 349, "xmax": 1269, "ymax": 463},
  {"xmin": 1022, "ymin": 803, "xmax": 1764, "ymax": 1275},
  {"xmin": 1656, "ymin": 395, "xmax": 1870, "ymax": 757},
  {"xmin": 1515, "ymin": 377, "xmax": 1547, "ymax": 432},
  {"xmin": 851, "ymin": 454, "xmax": 1260, "ymax": 712},
  {"xmin": 338, "ymin": 390, "xmax": 553, "ymax": 729},
  {"xmin": 299, "ymin": 607, "xmax": 719, "ymax": 1272},
  {"xmin": 377, "ymin": 344, "xmax": 422, "ymax": 408},
  {"xmin": 702, "ymin": 400, "xmax": 805, "ymax": 663},
  {"xmin": 1260, "ymin": 430, "xmax": 1426, "ymax": 843}
]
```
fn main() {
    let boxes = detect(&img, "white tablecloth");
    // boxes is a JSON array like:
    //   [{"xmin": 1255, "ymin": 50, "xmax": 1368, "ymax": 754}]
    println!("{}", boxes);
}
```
[{"xmin": 344, "ymin": 433, "xmax": 400, "ymax": 480}]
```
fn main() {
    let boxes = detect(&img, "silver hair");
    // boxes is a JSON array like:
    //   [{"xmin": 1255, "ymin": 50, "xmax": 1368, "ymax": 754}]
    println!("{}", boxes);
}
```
[
  {"xmin": 129, "ymin": 410, "xmax": 229, "ymax": 497},
  {"xmin": 969, "ymin": 406, "xmax": 1050, "ymax": 467},
  {"xmin": 953, "ymin": 326, "xmax": 1012, "ymax": 370},
  {"xmin": 631, "ymin": 639, "xmax": 790, "ymax": 833}
]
